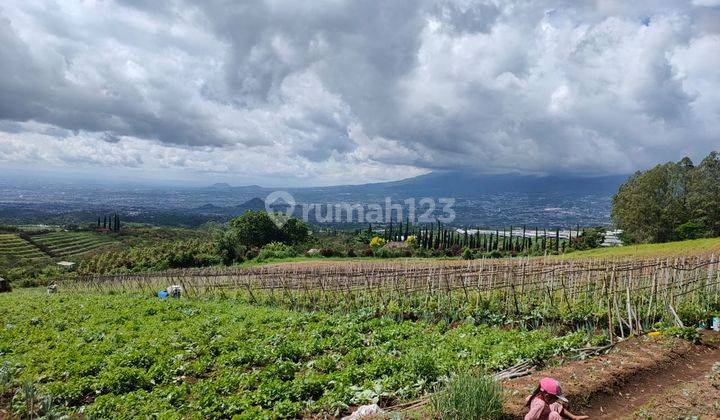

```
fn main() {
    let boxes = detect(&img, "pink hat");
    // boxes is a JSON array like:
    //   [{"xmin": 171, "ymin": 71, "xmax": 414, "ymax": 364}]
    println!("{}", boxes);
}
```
[{"xmin": 540, "ymin": 377, "xmax": 568, "ymax": 403}]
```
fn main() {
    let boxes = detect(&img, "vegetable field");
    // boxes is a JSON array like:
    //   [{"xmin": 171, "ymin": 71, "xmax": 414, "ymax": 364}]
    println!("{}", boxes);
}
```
[
  {"xmin": 0, "ymin": 290, "xmax": 598, "ymax": 418},
  {"xmin": 0, "ymin": 234, "xmax": 46, "ymax": 260},
  {"xmin": 68, "ymin": 254, "xmax": 720, "ymax": 340},
  {"xmin": 32, "ymin": 232, "xmax": 116, "ymax": 257}
]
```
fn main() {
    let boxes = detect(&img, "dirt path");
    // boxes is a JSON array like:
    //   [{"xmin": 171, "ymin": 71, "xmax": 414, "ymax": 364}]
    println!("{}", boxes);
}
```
[
  {"xmin": 502, "ymin": 332, "xmax": 720, "ymax": 419},
  {"xmin": 583, "ymin": 341, "xmax": 719, "ymax": 418}
]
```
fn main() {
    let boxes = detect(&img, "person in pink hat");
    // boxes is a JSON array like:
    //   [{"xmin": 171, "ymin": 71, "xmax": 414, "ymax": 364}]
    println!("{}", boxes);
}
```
[{"xmin": 524, "ymin": 377, "xmax": 588, "ymax": 420}]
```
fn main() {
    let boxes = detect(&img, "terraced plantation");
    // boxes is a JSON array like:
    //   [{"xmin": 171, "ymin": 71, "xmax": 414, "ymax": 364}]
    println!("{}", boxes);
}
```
[
  {"xmin": 0, "ymin": 233, "xmax": 46, "ymax": 259},
  {"xmin": 32, "ymin": 232, "xmax": 116, "ymax": 258}
]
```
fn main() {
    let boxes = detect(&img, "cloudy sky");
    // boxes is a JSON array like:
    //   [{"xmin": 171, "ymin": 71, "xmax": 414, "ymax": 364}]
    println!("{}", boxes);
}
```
[{"xmin": 0, "ymin": 1, "xmax": 719, "ymax": 186}]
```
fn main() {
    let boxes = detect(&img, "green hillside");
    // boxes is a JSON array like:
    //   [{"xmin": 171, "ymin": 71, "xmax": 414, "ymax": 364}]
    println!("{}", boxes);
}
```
[
  {"xmin": 0, "ymin": 234, "xmax": 46, "ymax": 259},
  {"xmin": 32, "ymin": 232, "xmax": 116, "ymax": 258}
]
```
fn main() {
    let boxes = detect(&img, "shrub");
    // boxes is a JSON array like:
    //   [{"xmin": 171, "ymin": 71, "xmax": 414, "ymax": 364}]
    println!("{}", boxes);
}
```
[
  {"xmin": 486, "ymin": 250, "xmax": 503, "ymax": 259},
  {"xmin": 369, "ymin": 236, "xmax": 387, "ymax": 250},
  {"xmin": 320, "ymin": 248, "xmax": 337, "ymax": 257},
  {"xmin": 663, "ymin": 326, "xmax": 700, "ymax": 343},
  {"xmin": 430, "ymin": 373, "xmax": 503, "ymax": 420},
  {"xmin": 245, "ymin": 247, "xmax": 260, "ymax": 260},
  {"xmin": 257, "ymin": 242, "xmax": 297, "ymax": 261},
  {"xmin": 446, "ymin": 244, "xmax": 462, "ymax": 257},
  {"xmin": 405, "ymin": 235, "xmax": 418, "ymax": 247},
  {"xmin": 374, "ymin": 246, "xmax": 411, "ymax": 258},
  {"xmin": 461, "ymin": 248, "xmax": 473, "ymax": 260}
]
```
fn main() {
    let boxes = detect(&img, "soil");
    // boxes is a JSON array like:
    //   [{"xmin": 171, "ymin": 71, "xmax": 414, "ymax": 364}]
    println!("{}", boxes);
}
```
[{"xmin": 503, "ymin": 331, "xmax": 720, "ymax": 419}]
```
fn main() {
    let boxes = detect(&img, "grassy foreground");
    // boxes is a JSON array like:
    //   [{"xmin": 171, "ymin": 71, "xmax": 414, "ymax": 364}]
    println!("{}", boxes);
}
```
[{"xmin": 0, "ymin": 290, "xmax": 596, "ymax": 419}]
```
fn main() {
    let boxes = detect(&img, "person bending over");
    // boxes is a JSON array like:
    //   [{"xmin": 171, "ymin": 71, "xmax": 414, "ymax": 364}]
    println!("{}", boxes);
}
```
[{"xmin": 524, "ymin": 377, "xmax": 588, "ymax": 420}]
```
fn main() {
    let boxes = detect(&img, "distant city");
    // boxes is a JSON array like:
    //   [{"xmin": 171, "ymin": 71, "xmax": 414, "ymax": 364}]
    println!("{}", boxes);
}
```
[{"xmin": 0, "ymin": 172, "xmax": 622, "ymax": 228}]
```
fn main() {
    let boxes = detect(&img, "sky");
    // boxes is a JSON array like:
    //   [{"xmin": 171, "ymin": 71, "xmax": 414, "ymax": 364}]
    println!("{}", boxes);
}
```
[{"xmin": 0, "ymin": 1, "xmax": 719, "ymax": 187}]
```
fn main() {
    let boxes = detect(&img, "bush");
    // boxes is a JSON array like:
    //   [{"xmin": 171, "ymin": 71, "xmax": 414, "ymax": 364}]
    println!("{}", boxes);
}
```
[
  {"xmin": 663, "ymin": 326, "xmax": 700, "ymax": 343},
  {"xmin": 446, "ymin": 244, "xmax": 462, "ymax": 257},
  {"xmin": 374, "ymin": 246, "xmax": 411, "ymax": 258},
  {"xmin": 405, "ymin": 235, "xmax": 418, "ymax": 247},
  {"xmin": 257, "ymin": 242, "xmax": 297, "ymax": 261},
  {"xmin": 486, "ymin": 250, "xmax": 503, "ymax": 259},
  {"xmin": 430, "ymin": 373, "xmax": 503, "ymax": 420},
  {"xmin": 319, "ymin": 248, "xmax": 337, "ymax": 257},
  {"xmin": 370, "ymin": 236, "xmax": 387, "ymax": 250},
  {"xmin": 245, "ymin": 247, "xmax": 260, "ymax": 260},
  {"xmin": 461, "ymin": 248, "xmax": 473, "ymax": 260}
]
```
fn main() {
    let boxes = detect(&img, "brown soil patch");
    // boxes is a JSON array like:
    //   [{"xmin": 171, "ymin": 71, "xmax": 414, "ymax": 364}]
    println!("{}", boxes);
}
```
[{"xmin": 503, "ymin": 332, "xmax": 720, "ymax": 419}]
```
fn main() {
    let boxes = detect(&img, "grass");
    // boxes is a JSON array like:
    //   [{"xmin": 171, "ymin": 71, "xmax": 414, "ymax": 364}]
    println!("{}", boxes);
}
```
[
  {"xmin": 561, "ymin": 237, "xmax": 720, "ymax": 259},
  {"xmin": 430, "ymin": 373, "xmax": 503, "ymax": 420},
  {"xmin": 0, "ymin": 289, "xmax": 596, "ymax": 418}
]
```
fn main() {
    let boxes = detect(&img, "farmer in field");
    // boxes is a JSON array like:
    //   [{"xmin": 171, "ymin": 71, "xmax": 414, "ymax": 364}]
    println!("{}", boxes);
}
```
[{"xmin": 524, "ymin": 377, "xmax": 588, "ymax": 420}]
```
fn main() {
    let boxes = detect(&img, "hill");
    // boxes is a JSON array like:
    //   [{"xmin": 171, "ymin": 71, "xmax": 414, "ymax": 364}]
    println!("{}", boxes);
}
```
[{"xmin": 305, "ymin": 171, "xmax": 627, "ymax": 197}]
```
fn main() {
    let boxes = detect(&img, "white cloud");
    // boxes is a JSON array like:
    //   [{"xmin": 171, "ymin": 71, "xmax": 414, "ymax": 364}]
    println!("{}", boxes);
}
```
[{"xmin": 0, "ymin": 0, "xmax": 718, "ymax": 185}]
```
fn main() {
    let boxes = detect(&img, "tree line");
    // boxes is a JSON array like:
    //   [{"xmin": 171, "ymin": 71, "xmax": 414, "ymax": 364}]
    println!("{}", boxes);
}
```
[
  {"xmin": 97, "ymin": 213, "xmax": 121, "ymax": 232},
  {"xmin": 377, "ymin": 220, "xmax": 602, "ymax": 256},
  {"xmin": 612, "ymin": 151, "xmax": 720, "ymax": 243}
]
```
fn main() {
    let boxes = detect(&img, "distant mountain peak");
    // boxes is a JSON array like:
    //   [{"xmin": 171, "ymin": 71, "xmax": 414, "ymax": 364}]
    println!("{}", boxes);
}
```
[
  {"xmin": 238, "ymin": 197, "xmax": 265, "ymax": 209},
  {"xmin": 210, "ymin": 182, "xmax": 232, "ymax": 188}
]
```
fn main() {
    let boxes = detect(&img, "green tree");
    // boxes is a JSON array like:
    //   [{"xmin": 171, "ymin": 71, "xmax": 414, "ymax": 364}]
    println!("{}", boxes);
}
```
[
  {"xmin": 687, "ymin": 152, "xmax": 720, "ymax": 237},
  {"xmin": 612, "ymin": 152, "xmax": 720, "ymax": 243},
  {"xmin": 226, "ymin": 211, "xmax": 281, "ymax": 249},
  {"xmin": 280, "ymin": 218, "xmax": 309, "ymax": 244}
]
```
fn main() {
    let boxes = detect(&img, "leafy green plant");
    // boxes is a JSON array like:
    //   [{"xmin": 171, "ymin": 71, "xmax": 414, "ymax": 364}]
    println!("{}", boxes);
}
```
[
  {"xmin": 663, "ymin": 326, "xmax": 700, "ymax": 343},
  {"xmin": 0, "ymin": 361, "xmax": 13, "ymax": 393},
  {"xmin": 430, "ymin": 373, "xmax": 503, "ymax": 420},
  {"xmin": 0, "ymin": 289, "xmax": 599, "ymax": 418}
]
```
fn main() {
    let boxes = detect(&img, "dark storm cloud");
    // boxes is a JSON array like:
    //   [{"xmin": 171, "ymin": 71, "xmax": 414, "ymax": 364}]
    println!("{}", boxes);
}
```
[{"xmin": 0, "ymin": 0, "xmax": 719, "ymax": 183}]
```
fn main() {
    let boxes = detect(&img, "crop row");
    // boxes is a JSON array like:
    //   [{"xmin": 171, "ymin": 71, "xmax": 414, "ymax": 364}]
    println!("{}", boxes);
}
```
[
  {"xmin": 32, "ymin": 233, "xmax": 114, "ymax": 257},
  {"xmin": 0, "ymin": 234, "xmax": 46, "ymax": 258},
  {"xmin": 68, "ymin": 254, "xmax": 720, "ymax": 340},
  {"xmin": 0, "ymin": 290, "xmax": 600, "ymax": 418}
]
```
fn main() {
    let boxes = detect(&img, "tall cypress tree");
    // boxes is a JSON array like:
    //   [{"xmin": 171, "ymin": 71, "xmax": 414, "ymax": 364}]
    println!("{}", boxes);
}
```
[{"xmin": 555, "ymin": 228, "xmax": 560, "ymax": 253}]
